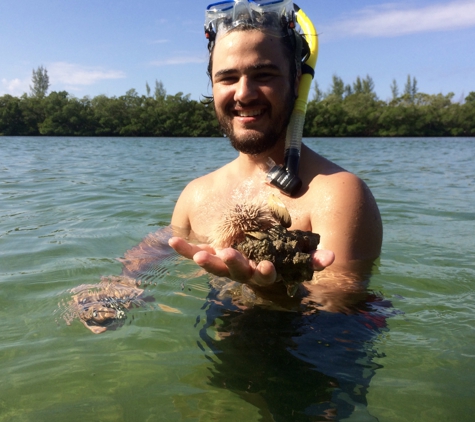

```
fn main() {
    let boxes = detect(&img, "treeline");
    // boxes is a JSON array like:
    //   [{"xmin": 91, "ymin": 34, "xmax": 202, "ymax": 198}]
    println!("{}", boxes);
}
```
[
  {"xmin": 0, "ymin": 88, "xmax": 220, "ymax": 137},
  {"xmin": 1, "ymin": 74, "xmax": 474, "ymax": 137},
  {"xmin": 305, "ymin": 75, "xmax": 475, "ymax": 137}
]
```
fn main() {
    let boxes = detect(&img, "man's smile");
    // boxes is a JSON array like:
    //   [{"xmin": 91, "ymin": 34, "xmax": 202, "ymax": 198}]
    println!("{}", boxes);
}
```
[
  {"xmin": 234, "ymin": 108, "xmax": 265, "ymax": 118},
  {"xmin": 231, "ymin": 106, "xmax": 268, "ymax": 121}
]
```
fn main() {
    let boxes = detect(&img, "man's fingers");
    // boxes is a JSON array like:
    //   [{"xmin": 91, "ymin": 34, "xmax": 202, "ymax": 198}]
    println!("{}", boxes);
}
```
[
  {"xmin": 252, "ymin": 260, "xmax": 277, "ymax": 286},
  {"xmin": 216, "ymin": 248, "xmax": 253, "ymax": 282},
  {"xmin": 168, "ymin": 237, "xmax": 215, "ymax": 259},
  {"xmin": 193, "ymin": 251, "xmax": 231, "ymax": 277},
  {"xmin": 311, "ymin": 249, "xmax": 335, "ymax": 271},
  {"xmin": 217, "ymin": 249, "xmax": 276, "ymax": 286},
  {"xmin": 168, "ymin": 237, "xmax": 199, "ymax": 259}
]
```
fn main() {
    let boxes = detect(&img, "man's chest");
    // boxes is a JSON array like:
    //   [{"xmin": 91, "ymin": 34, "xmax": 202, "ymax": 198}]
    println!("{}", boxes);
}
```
[{"xmin": 189, "ymin": 186, "xmax": 313, "ymax": 241}]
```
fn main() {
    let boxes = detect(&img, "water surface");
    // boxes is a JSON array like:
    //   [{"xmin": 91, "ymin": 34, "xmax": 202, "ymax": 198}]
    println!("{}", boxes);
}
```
[{"xmin": 1, "ymin": 137, "xmax": 474, "ymax": 421}]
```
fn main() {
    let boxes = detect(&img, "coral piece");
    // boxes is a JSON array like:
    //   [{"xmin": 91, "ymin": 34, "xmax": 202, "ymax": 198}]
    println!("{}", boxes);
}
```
[
  {"xmin": 211, "ymin": 195, "xmax": 320, "ymax": 297},
  {"xmin": 235, "ymin": 225, "xmax": 320, "ymax": 297}
]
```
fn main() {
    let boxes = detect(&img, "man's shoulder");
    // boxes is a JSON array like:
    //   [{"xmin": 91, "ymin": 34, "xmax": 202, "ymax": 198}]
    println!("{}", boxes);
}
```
[
  {"xmin": 178, "ymin": 162, "xmax": 236, "ymax": 206},
  {"xmin": 302, "ymin": 145, "xmax": 365, "ymax": 188},
  {"xmin": 317, "ymin": 168, "xmax": 363, "ymax": 186},
  {"xmin": 311, "ymin": 169, "xmax": 375, "ymax": 208},
  {"xmin": 301, "ymin": 145, "xmax": 344, "ymax": 176},
  {"xmin": 302, "ymin": 147, "xmax": 377, "ymax": 209},
  {"xmin": 172, "ymin": 165, "xmax": 230, "ymax": 228},
  {"xmin": 185, "ymin": 162, "xmax": 232, "ymax": 190}
]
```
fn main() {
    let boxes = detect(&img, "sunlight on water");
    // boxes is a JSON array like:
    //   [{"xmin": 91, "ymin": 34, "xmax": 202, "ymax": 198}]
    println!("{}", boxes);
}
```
[{"xmin": 0, "ymin": 137, "xmax": 474, "ymax": 421}]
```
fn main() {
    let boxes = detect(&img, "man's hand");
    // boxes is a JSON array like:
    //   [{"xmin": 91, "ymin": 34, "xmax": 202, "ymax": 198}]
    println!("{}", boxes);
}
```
[{"xmin": 168, "ymin": 237, "xmax": 335, "ymax": 287}]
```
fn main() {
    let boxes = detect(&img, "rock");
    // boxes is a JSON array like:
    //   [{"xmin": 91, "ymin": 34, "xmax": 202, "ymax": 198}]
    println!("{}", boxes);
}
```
[{"xmin": 234, "ymin": 225, "xmax": 320, "ymax": 297}]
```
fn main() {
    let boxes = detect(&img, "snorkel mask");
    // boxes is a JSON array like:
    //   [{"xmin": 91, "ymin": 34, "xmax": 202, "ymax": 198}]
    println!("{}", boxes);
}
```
[
  {"xmin": 205, "ymin": 0, "xmax": 318, "ymax": 197},
  {"xmin": 205, "ymin": 0, "xmax": 295, "ymax": 48}
]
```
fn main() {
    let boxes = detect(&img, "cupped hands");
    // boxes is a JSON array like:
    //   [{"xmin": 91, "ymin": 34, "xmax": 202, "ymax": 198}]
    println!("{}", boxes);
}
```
[{"xmin": 168, "ymin": 237, "xmax": 335, "ymax": 287}]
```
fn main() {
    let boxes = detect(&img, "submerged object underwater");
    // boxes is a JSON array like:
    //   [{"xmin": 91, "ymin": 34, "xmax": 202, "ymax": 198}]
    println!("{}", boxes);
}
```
[{"xmin": 59, "ymin": 195, "xmax": 322, "ymax": 333}]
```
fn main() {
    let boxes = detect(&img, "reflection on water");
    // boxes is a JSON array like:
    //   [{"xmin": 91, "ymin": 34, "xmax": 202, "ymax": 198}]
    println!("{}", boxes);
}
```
[
  {"xmin": 58, "ymin": 275, "xmax": 153, "ymax": 334},
  {"xmin": 61, "ymin": 221, "xmax": 393, "ymax": 420},
  {"xmin": 3, "ymin": 137, "xmax": 472, "ymax": 420},
  {"xmin": 119, "ymin": 225, "xmax": 185, "ymax": 282},
  {"xmin": 57, "ymin": 226, "xmax": 189, "ymax": 334},
  {"xmin": 198, "ymin": 275, "xmax": 392, "ymax": 421}
]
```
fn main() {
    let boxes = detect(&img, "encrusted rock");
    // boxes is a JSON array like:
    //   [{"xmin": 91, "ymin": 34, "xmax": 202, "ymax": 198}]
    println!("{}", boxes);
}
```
[
  {"xmin": 211, "ymin": 194, "xmax": 321, "ymax": 297},
  {"xmin": 235, "ymin": 225, "xmax": 320, "ymax": 297}
]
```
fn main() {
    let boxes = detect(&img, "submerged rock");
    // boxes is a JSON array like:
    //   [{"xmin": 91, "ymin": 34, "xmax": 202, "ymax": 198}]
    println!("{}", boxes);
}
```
[{"xmin": 61, "ymin": 275, "xmax": 148, "ymax": 334}]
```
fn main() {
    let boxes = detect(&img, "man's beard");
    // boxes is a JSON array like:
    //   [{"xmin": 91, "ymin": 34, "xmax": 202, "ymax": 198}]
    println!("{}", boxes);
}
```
[
  {"xmin": 228, "ymin": 127, "xmax": 282, "ymax": 155},
  {"xmin": 215, "ymin": 97, "xmax": 294, "ymax": 156}
]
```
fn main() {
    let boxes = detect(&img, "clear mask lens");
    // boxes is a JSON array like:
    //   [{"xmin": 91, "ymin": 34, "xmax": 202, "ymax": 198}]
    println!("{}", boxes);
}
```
[{"xmin": 205, "ymin": 0, "xmax": 295, "ymax": 38}]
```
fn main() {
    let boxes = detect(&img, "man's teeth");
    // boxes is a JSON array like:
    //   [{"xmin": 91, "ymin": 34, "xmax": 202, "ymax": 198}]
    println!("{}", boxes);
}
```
[{"xmin": 237, "ymin": 110, "xmax": 262, "ymax": 117}]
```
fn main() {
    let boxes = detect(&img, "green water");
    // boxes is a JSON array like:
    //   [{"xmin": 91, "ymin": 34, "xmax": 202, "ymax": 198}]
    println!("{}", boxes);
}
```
[{"xmin": 0, "ymin": 137, "xmax": 474, "ymax": 421}]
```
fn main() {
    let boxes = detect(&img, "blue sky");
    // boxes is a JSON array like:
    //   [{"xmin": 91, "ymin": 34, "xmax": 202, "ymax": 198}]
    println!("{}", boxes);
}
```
[{"xmin": 1, "ymin": 0, "xmax": 474, "ymax": 102}]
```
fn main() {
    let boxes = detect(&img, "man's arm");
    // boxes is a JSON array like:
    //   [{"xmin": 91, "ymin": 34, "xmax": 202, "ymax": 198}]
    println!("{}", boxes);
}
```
[
  {"xmin": 310, "ymin": 171, "xmax": 383, "ymax": 265},
  {"xmin": 170, "ymin": 183, "xmax": 194, "ymax": 231}
]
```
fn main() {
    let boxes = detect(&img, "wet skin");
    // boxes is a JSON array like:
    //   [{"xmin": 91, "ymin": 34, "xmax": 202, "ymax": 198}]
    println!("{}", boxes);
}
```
[{"xmin": 169, "ymin": 29, "xmax": 382, "ymax": 294}]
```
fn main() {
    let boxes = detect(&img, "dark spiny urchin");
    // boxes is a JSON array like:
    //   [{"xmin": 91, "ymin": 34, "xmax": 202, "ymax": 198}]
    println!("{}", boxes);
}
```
[{"xmin": 211, "ymin": 200, "xmax": 277, "ymax": 248}]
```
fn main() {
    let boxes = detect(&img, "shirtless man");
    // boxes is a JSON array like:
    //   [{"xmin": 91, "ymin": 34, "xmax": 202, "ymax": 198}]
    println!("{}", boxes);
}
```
[{"xmin": 169, "ymin": 1, "xmax": 382, "ymax": 296}]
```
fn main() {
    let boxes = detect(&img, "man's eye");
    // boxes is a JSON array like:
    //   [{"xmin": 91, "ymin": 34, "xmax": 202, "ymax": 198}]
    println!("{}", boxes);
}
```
[
  {"xmin": 255, "ymin": 73, "xmax": 274, "ymax": 81},
  {"xmin": 216, "ymin": 76, "xmax": 237, "ymax": 84}
]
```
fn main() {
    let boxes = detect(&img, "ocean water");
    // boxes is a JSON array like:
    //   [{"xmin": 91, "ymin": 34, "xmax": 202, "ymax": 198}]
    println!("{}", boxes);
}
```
[{"xmin": 0, "ymin": 136, "xmax": 474, "ymax": 421}]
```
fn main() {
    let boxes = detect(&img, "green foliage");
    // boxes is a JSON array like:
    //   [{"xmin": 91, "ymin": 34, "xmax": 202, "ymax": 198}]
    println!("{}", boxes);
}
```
[
  {"xmin": 390, "ymin": 79, "xmax": 399, "ymax": 100},
  {"xmin": 353, "ymin": 77, "xmax": 363, "ymax": 94},
  {"xmin": 304, "ymin": 75, "xmax": 473, "ymax": 137},
  {"xmin": 328, "ymin": 74, "xmax": 345, "ymax": 100},
  {"xmin": 362, "ymin": 75, "xmax": 375, "ymax": 95},
  {"xmin": 30, "ymin": 66, "xmax": 50, "ymax": 98},
  {"xmin": 403, "ymin": 74, "xmax": 418, "ymax": 103},
  {"xmin": 312, "ymin": 81, "xmax": 323, "ymax": 102},
  {"xmin": 0, "ymin": 95, "xmax": 28, "ymax": 135},
  {"xmin": 0, "ymin": 77, "xmax": 473, "ymax": 137},
  {"xmin": 0, "ymin": 81, "xmax": 222, "ymax": 137},
  {"xmin": 39, "ymin": 92, "xmax": 96, "ymax": 136},
  {"xmin": 154, "ymin": 80, "xmax": 166, "ymax": 101},
  {"xmin": 465, "ymin": 92, "xmax": 475, "ymax": 103}
]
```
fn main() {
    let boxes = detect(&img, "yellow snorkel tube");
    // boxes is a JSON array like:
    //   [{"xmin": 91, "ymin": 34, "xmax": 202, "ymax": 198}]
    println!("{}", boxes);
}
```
[{"xmin": 266, "ymin": 4, "xmax": 319, "ymax": 196}]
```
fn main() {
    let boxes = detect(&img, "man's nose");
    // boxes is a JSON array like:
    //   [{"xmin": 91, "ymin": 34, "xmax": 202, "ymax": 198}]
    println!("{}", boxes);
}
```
[{"xmin": 234, "ymin": 76, "xmax": 258, "ymax": 103}]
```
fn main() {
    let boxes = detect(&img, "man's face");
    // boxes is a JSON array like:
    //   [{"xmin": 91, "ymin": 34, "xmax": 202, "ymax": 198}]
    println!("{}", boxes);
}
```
[{"xmin": 211, "ymin": 29, "xmax": 297, "ymax": 155}]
